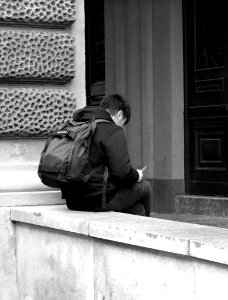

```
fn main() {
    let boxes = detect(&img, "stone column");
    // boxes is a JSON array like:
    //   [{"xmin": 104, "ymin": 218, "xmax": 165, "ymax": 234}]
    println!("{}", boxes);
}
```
[
  {"xmin": 152, "ymin": 0, "xmax": 184, "ymax": 212},
  {"xmin": 0, "ymin": 0, "xmax": 86, "ymax": 298}
]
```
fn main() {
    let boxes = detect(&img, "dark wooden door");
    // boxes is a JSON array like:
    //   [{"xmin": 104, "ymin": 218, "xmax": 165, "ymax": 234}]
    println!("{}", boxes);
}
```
[{"xmin": 184, "ymin": 0, "xmax": 228, "ymax": 195}]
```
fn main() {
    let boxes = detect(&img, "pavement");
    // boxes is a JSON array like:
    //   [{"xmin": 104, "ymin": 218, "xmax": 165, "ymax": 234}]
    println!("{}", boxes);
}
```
[{"xmin": 150, "ymin": 212, "xmax": 228, "ymax": 229}]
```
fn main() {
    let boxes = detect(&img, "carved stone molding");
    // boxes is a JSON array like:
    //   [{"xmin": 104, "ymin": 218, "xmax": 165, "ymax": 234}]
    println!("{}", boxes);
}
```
[
  {"xmin": 0, "ymin": 0, "xmax": 76, "ymax": 26},
  {"xmin": 0, "ymin": 31, "xmax": 75, "ymax": 83},
  {"xmin": 0, "ymin": 88, "xmax": 76, "ymax": 136}
]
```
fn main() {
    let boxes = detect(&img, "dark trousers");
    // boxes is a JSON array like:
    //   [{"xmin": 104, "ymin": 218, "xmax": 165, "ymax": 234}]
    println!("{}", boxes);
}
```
[{"xmin": 105, "ymin": 180, "xmax": 152, "ymax": 216}]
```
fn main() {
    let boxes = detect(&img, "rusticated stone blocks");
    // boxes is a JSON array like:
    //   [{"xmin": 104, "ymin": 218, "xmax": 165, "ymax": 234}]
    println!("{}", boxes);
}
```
[
  {"xmin": 0, "ymin": 31, "xmax": 75, "ymax": 82},
  {"xmin": 0, "ymin": 1, "xmax": 79, "ymax": 138},
  {"xmin": 0, "ymin": 88, "xmax": 76, "ymax": 136},
  {"xmin": 0, "ymin": 0, "xmax": 76, "ymax": 26}
]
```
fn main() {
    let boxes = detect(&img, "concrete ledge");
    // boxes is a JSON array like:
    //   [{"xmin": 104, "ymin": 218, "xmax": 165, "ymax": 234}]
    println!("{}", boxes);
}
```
[
  {"xmin": 11, "ymin": 205, "xmax": 228, "ymax": 265},
  {"xmin": 0, "ymin": 190, "xmax": 64, "ymax": 207}
]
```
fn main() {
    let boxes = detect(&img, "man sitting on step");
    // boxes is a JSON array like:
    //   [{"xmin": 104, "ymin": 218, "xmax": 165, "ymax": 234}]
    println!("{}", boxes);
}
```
[{"xmin": 61, "ymin": 94, "xmax": 152, "ymax": 216}]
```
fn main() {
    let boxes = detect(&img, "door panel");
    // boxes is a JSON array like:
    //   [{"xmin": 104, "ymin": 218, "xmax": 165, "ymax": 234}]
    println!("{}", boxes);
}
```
[{"xmin": 185, "ymin": 0, "xmax": 228, "ymax": 195}]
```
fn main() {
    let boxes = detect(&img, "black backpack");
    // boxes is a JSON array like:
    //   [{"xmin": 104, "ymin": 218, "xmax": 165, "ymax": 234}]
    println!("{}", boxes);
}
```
[{"xmin": 38, "ymin": 117, "xmax": 110, "ymax": 207}]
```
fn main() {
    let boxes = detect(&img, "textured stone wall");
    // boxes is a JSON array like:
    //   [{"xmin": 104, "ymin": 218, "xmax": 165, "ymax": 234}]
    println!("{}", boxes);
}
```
[
  {"xmin": 0, "ymin": 0, "xmax": 78, "ymax": 137},
  {"xmin": 0, "ymin": 0, "xmax": 76, "ymax": 26},
  {"xmin": 0, "ymin": 88, "xmax": 76, "ymax": 136},
  {"xmin": 0, "ymin": 31, "xmax": 75, "ymax": 83}
]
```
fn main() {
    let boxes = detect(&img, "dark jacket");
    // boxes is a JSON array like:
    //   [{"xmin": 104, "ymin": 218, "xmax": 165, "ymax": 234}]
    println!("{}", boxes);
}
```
[{"xmin": 61, "ymin": 106, "xmax": 139, "ymax": 210}]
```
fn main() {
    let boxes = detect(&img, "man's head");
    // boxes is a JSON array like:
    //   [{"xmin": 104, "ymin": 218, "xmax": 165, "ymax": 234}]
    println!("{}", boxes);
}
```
[{"xmin": 100, "ymin": 94, "xmax": 130, "ymax": 127}]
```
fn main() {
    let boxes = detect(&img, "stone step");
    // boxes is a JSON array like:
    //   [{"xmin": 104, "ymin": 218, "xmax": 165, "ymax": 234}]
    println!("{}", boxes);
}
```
[
  {"xmin": 0, "ymin": 190, "xmax": 64, "ymax": 207},
  {"xmin": 174, "ymin": 195, "xmax": 228, "ymax": 217},
  {"xmin": 0, "ymin": 163, "xmax": 64, "ymax": 207},
  {"xmin": 0, "ymin": 164, "xmax": 50, "ymax": 193}
]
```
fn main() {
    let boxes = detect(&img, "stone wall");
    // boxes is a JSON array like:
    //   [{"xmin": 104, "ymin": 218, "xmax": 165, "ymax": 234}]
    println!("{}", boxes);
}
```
[
  {"xmin": 0, "ymin": 0, "xmax": 78, "ymax": 137},
  {"xmin": 0, "ymin": 88, "xmax": 76, "ymax": 136},
  {"xmin": 0, "ymin": 0, "xmax": 76, "ymax": 26},
  {"xmin": 9, "ymin": 205, "xmax": 228, "ymax": 300}
]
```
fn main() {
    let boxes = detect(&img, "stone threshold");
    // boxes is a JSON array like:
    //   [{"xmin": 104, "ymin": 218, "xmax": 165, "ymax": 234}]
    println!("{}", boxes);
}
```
[
  {"xmin": 175, "ymin": 195, "xmax": 228, "ymax": 217},
  {"xmin": 11, "ymin": 205, "xmax": 228, "ymax": 266}
]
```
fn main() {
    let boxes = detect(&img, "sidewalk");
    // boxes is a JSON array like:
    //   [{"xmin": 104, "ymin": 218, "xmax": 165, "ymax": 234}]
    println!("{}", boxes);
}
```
[{"xmin": 150, "ymin": 212, "xmax": 228, "ymax": 229}]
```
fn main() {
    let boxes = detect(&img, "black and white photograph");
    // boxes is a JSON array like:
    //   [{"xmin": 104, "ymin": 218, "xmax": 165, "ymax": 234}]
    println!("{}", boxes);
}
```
[{"xmin": 1, "ymin": 0, "xmax": 228, "ymax": 299}]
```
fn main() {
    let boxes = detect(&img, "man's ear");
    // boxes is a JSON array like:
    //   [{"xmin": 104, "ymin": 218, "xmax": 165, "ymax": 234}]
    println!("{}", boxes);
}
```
[{"xmin": 117, "ymin": 110, "xmax": 123, "ymax": 118}]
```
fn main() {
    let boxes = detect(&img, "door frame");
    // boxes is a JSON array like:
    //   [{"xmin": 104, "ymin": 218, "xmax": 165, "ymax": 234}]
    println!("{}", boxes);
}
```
[{"xmin": 183, "ymin": 0, "xmax": 191, "ymax": 194}]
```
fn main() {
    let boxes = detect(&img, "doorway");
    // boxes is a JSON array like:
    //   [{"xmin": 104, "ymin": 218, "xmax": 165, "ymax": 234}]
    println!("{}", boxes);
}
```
[{"xmin": 184, "ymin": 0, "xmax": 228, "ymax": 195}]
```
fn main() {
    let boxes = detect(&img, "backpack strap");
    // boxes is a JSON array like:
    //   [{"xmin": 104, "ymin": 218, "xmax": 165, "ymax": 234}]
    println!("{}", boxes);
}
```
[
  {"xmin": 102, "ymin": 166, "xmax": 109, "ymax": 209},
  {"xmin": 95, "ymin": 119, "xmax": 113, "ymax": 124}
]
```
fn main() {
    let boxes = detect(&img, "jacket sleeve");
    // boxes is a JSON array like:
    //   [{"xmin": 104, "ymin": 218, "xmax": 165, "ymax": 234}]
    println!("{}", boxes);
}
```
[{"xmin": 104, "ymin": 128, "xmax": 139, "ymax": 185}]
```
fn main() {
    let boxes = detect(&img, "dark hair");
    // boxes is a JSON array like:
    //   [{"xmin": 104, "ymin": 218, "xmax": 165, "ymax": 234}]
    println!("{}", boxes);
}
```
[{"xmin": 100, "ymin": 94, "xmax": 131, "ymax": 124}]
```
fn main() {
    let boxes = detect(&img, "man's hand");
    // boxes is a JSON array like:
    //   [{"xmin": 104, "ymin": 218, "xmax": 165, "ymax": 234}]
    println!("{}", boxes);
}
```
[{"xmin": 137, "ymin": 165, "xmax": 147, "ymax": 182}]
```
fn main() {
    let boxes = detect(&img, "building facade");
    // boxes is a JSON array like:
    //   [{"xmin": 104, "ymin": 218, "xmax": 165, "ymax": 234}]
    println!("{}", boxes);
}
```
[{"xmin": 1, "ymin": 0, "xmax": 226, "ymax": 213}]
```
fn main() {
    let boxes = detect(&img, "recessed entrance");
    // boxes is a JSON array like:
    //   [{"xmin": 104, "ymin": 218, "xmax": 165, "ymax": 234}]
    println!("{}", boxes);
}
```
[{"xmin": 184, "ymin": 0, "xmax": 228, "ymax": 195}]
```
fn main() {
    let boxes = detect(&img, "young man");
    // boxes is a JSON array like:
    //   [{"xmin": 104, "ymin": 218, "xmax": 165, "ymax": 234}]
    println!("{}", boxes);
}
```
[{"xmin": 61, "ymin": 94, "xmax": 152, "ymax": 216}]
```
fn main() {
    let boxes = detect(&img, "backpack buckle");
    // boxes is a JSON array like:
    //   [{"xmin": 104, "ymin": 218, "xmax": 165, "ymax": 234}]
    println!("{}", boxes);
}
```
[{"xmin": 57, "ymin": 130, "xmax": 68, "ymax": 135}]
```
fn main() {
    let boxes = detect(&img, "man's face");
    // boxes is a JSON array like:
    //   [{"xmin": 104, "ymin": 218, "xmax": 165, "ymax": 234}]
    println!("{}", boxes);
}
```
[{"xmin": 112, "ymin": 110, "xmax": 127, "ymax": 128}]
